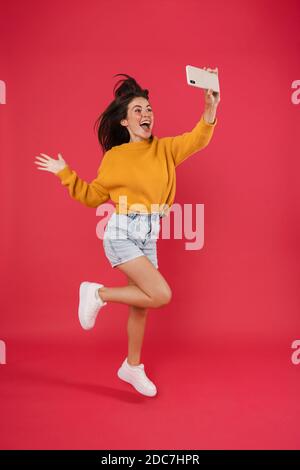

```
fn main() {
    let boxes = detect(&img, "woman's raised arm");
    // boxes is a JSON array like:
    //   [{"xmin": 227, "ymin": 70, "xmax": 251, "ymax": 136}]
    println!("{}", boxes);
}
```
[{"xmin": 170, "ymin": 66, "xmax": 220, "ymax": 167}]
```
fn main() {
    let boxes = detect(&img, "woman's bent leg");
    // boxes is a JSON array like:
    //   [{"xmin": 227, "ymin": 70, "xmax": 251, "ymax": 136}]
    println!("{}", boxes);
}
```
[{"xmin": 98, "ymin": 256, "xmax": 172, "ymax": 309}]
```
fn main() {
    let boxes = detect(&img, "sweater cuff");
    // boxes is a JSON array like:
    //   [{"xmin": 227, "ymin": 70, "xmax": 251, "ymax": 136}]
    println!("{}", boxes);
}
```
[{"xmin": 56, "ymin": 165, "xmax": 73, "ymax": 183}]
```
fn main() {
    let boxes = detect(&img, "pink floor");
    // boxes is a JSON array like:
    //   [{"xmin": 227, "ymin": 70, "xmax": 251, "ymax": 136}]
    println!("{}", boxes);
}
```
[{"xmin": 1, "ymin": 335, "xmax": 298, "ymax": 450}]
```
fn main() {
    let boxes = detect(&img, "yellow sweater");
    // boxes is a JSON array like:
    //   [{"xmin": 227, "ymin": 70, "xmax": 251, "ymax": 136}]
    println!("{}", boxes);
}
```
[{"xmin": 56, "ymin": 115, "xmax": 217, "ymax": 217}]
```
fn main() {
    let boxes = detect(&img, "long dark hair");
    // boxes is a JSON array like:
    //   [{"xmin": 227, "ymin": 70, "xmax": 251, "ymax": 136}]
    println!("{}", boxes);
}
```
[{"xmin": 94, "ymin": 74, "xmax": 153, "ymax": 153}]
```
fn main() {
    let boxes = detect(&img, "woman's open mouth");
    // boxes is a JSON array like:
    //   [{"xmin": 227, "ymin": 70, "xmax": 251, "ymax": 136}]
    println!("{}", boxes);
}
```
[{"xmin": 140, "ymin": 122, "xmax": 151, "ymax": 132}]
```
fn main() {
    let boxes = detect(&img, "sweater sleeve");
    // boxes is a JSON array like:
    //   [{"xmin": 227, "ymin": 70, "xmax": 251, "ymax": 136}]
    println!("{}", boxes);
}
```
[
  {"xmin": 170, "ymin": 115, "xmax": 217, "ymax": 168},
  {"xmin": 55, "ymin": 157, "xmax": 110, "ymax": 208}
]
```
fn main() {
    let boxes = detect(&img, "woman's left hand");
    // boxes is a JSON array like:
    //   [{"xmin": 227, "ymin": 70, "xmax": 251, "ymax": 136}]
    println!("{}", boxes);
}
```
[{"xmin": 203, "ymin": 67, "xmax": 220, "ymax": 108}]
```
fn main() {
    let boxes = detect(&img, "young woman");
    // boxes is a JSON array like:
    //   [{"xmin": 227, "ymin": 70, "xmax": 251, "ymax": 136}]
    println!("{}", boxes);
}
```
[{"xmin": 34, "ymin": 70, "xmax": 220, "ymax": 397}]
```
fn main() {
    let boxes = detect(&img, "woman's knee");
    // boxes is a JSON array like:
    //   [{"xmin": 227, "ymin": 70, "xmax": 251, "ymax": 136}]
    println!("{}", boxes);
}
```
[
  {"xmin": 127, "ymin": 279, "xmax": 171, "ymax": 308},
  {"xmin": 152, "ymin": 286, "xmax": 172, "ymax": 308},
  {"xmin": 120, "ymin": 257, "xmax": 172, "ymax": 308}
]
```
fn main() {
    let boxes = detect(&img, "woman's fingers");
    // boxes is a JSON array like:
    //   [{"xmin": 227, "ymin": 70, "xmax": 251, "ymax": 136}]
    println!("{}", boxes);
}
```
[
  {"xmin": 35, "ymin": 156, "xmax": 50, "ymax": 163},
  {"xmin": 203, "ymin": 66, "xmax": 218, "ymax": 74},
  {"xmin": 40, "ymin": 153, "xmax": 52, "ymax": 159},
  {"xmin": 34, "ymin": 152, "xmax": 66, "ymax": 175}
]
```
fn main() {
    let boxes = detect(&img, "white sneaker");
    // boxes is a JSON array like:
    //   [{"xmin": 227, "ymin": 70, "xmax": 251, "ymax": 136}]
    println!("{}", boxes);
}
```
[
  {"xmin": 117, "ymin": 358, "xmax": 157, "ymax": 397},
  {"xmin": 78, "ymin": 281, "xmax": 107, "ymax": 330}
]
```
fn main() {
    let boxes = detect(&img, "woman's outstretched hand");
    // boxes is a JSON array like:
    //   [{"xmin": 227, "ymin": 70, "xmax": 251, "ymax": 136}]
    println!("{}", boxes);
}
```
[
  {"xmin": 203, "ymin": 67, "xmax": 220, "ymax": 108},
  {"xmin": 34, "ymin": 153, "xmax": 67, "ymax": 174}
]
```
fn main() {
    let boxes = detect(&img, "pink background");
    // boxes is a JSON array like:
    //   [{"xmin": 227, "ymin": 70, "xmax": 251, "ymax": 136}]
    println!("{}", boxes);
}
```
[{"xmin": 1, "ymin": 0, "xmax": 300, "ymax": 450}]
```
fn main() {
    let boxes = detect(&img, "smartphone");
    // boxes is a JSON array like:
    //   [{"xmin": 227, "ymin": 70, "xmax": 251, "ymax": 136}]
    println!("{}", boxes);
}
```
[{"xmin": 186, "ymin": 65, "xmax": 220, "ymax": 93}]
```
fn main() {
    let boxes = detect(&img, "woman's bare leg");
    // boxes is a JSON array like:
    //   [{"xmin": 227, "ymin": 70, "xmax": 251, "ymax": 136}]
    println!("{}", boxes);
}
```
[
  {"xmin": 126, "ymin": 276, "xmax": 148, "ymax": 366},
  {"xmin": 97, "ymin": 256, "xmax": 172, "ymax": 309}
]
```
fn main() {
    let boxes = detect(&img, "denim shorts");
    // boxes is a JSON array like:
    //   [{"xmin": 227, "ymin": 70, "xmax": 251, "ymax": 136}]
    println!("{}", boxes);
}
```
[{"xmin": 103, "ymin": 212, "xmax": 161, "ymax": 269}]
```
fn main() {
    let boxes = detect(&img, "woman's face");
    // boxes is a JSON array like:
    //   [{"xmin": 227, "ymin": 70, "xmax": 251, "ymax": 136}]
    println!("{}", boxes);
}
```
[{"xmin": 121, "ymin": 97, "xmax": 154, "ymax": 143}]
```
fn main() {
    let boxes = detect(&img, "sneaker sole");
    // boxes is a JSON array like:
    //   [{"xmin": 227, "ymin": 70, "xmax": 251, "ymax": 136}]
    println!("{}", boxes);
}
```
[
  {"xmin": 117, "ymin": 367, "xmax": 157, "ymax": 397},
  {"xmin": 78, "ymin": 281, "xmax": 95, "ymax": 330}
]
